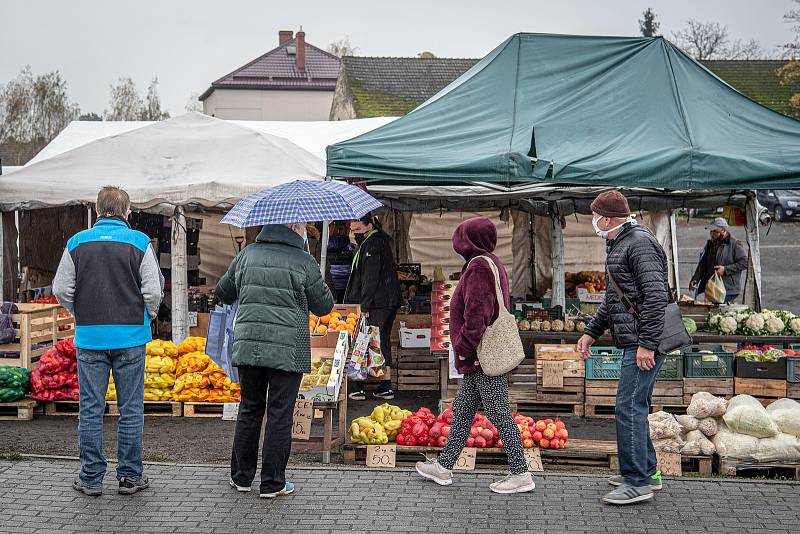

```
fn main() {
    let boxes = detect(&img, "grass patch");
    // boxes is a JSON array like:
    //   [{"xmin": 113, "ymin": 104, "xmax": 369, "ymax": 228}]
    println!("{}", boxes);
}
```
[
  {"xmin": 143, "ymin": 453, "xmax": 173, "ymax": 463},
  {"xmin": 0, "ymin": 450, "xmax": 24, "ymax": 461}
]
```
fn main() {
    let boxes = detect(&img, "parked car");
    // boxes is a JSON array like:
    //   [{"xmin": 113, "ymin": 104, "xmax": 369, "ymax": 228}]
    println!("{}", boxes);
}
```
[{"xmin": 757, "ymin": 190, "xmax": 800, "ymax": 222}]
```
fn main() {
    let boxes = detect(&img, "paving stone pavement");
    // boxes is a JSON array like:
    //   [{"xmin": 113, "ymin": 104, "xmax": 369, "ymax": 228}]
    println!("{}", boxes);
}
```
[{"xmin": 0, "ymin": 459, "xmax": 798, "ymax": 533}]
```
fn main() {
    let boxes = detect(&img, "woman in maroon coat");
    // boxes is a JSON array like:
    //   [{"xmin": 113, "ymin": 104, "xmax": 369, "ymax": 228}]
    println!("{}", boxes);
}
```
[{"xmin": 415, "ymin": 217, "xmax": 534, "ymax": 494}]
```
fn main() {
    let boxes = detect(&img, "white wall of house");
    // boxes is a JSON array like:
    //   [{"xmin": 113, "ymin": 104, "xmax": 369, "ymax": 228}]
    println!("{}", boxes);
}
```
[{"xmin": 203, "ymin": 89, "xmax": 334, "ymax": 121}]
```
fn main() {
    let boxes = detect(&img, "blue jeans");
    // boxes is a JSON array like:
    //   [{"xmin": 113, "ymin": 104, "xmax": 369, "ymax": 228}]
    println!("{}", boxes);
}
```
[
  {"xmin": 615, "ymin": 346, "xmax": 666, "ymax": 488},
  {"xmin": 76, "ymin": 346, "xmax": 146, "ymax": 487}
]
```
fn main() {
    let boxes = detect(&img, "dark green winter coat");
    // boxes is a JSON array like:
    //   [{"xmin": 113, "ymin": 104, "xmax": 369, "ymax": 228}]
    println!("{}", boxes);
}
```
[{"xmin": 215, "ymin": 225, "xmax": 334, "ymax": 373}]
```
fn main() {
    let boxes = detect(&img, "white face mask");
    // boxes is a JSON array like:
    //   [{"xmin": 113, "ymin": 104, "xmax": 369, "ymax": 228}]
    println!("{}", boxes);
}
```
[{"xmin": 592, "ymin": 215, "xmax": 635, "ymax": 239}]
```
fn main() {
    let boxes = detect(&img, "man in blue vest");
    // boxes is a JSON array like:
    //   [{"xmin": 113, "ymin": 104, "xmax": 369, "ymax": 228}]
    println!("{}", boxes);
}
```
[{"xmin": 54, "ymin": 186, "xmax": 163, "ymax": 496}]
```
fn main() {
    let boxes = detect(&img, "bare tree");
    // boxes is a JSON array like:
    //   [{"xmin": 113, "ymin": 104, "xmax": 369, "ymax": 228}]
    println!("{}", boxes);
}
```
[
  {"xmin": 78, "ymin": 112, "xmax": 102, "ymax": 121},
  {"xmin": 185, "ymin": 92, "xmax": 202, "ymax": 113},
  {"xmin": 105, "ymin": 76, "xmax": 142, "ymax": 121},
  {"xmin": 327, "ymin": 37, "xmax": 359, "ymax": 58},
  {"xmin": 672, "ymin": 19, "xmax": 764, "ymax": 60},
  {"xmin": 779, "ymin": 0, "xmax": 800, "ymax": 117},
  {"xmin": 639, "ymin": 8, "xmax": 660, "ymax": 38},
  {"xmin": 140, "ymin": 77, "xmax": 169, "ymax": 120},
  {"xmin": 0, "ymin": 66, "xmax": 80, "ymax": 164}
]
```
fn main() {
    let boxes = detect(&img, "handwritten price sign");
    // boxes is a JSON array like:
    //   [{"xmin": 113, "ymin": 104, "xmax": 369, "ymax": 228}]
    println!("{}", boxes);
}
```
[
  {"xmin": 524, "ymin": 448, "xmax": 544, "ymax": 472},
  {"xmin": 291, "ymin": 400, "xmax": 314, "ymax": 440},
  {"xmin": 453, "ymin": 447, "xmax": 476, "ymax": 471},
  {"xmin": 366, "ymin": 445, "xmax": 396, "ymax": 468}
]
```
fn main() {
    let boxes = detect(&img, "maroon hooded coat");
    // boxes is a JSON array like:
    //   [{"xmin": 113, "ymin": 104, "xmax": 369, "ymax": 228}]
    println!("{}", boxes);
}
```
[{"xmin": 450, "ymin": 217, "xmax": 511, "ymax": 375}]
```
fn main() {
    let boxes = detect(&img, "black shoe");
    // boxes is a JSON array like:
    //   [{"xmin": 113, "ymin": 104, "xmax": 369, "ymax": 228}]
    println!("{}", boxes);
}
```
[
  {"xmin": 373, "ymin": 388, "xmax": 395, "ymax": 400},
  {"xmin": 348, "ymin": 389, "xmax": 366, "ymax": 401},
  {"xmin": 118, "ymin": 475, "xmax": 149, "ymax": 495},
  {"xmin": 72, "ymin": 478, "xmax": 102, "ymax": 497}
]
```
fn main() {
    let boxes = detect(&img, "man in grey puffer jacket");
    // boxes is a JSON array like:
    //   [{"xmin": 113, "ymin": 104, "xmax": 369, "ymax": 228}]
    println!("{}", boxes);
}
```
[{"xmin": 576, "ymin": 191, "xmax": 670, "ymax": 506}]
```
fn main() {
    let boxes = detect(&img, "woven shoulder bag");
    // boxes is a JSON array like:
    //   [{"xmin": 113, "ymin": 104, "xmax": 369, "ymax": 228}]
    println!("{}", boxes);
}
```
[{"xmin": 470, "ymin": 256, "xmax": 525, "ymax": 376}]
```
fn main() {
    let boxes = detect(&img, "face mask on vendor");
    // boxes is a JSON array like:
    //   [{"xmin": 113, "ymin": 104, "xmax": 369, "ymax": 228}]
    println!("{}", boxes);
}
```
[
  {"xmin": 350, "ymin": 220, "xmax": 372, "ymax": 245},
  {"xmin": 592, "ymin": 214, "xmax": 635, "ymax": 240}
]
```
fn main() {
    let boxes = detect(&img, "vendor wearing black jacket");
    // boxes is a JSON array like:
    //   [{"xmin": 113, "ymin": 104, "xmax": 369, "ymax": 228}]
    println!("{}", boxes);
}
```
[{"xmin": 345, "ymin": 214, "xmax": 401, "ymax": 400}]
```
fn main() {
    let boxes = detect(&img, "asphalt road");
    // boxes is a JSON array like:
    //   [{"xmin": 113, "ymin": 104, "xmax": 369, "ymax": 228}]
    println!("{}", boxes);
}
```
[{"xmin": 676, "ymin": 218, "xmax": 800, "ymax": 314}]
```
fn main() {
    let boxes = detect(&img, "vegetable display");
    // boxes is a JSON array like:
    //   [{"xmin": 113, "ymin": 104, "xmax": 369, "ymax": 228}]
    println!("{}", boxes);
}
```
[
  {"xmin": 30, "ymin": 337, "xmax": 79, "ymax": 402},
  {"xmin": 708, "ymin": 309, "xmax": 800, "ymax": 336},
  {"xmin": 0, "ymin": 366, "xmax": 31, "ymax": 402},
  {"xmin": 349, "ymin": 403, "xmax": 412, "ymax": 445}
]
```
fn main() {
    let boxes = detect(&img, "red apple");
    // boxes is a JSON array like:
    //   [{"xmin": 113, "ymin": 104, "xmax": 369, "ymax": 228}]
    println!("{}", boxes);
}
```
[
  {"xmin": 523, "ymin": 438, "xmax": 534, "ymax": 449},
  {"xmin": 498, "ymin": 439, "xmax": 504, "ymax": 448},
  {"xmin": 532, "ymin": 431, "xmax": 543, "ymax": 442},
  {"xmin": 543, "ymin": 428, "xmax": 555, "ymax": 440},
  {"xmin": 439, "ymin": 436, "xmax": 448, "ymax": 447},
  {"xmin": 517, "ymin": 424, "xmax": 525, "ymax": 433},
  {"xmin": 475, "ymin": 426, "xmax": 484, "ymax": 435},
  {"xmin": 544, "ymin": 418, "xmax": 554, "ymax": 425},
  {"xmin": 546, "ymin": 423, "xmax": 557, "ymax": 432},
  {"xmin": 535, "ymin": 421, "xmax": 547, "ymax": 432},
  {"xmin": 555, "ymin": 420, "xmax": 566, "ymax": 431},
  {"xmin": 522, "ymin": 430, "xmax": 532, "ymax": 440},
  {"xmin": 469, "ymin": 427, "xmax": 479, "ymax": 438},
  {"xmin": 539, "ymin": 438, "xmax": 550, "ymax": 449},
  {"xmin": 479, "ymin": 428, "xmax": 492, "ymax": 441},
  {"xmin": 474, "ymin": 435, "xmax": 487, "ymax": 448},
  {"xmin": 557, "ymin": 428, "xmax": 569, "ymax": 440},
  {"xmin": 441, "ymin": 425, "xmax": 451, "ymax": 438},
  {"xmin": 466, "ymin": 437, "xmax": 475, "ymax": 448}
]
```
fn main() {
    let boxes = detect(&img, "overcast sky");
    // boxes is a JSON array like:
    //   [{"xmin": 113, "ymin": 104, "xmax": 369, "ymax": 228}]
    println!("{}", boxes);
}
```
[{"xmin": 1, "ymin": 0, "xmax": 797, "ymax": 115}]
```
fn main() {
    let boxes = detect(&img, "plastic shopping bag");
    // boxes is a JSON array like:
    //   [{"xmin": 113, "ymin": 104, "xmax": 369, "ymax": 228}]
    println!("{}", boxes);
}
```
[
  {"xmin": 704, "ymin": 273, "xmax": 727, "ymax": 304},
  {"xmin": 346, "ymin": 326, "xmax": 371, "ymax": 381},
  {"xmin": 365, "ymin": 325, "xmax": 386, "ymax": 379},
  {"xmin": 206, "ymin": 302, "xmax": 239, "ymax": 383}
]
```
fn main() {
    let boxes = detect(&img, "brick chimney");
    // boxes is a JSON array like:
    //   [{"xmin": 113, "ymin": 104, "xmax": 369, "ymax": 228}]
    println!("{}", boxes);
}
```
[
  {"xmin": 296, "ymin": 30, "xmax": 305, "ymax": 70},
  {"xmin": 279, "ymin": 30, "xmax": 293, "ymax": 46}
]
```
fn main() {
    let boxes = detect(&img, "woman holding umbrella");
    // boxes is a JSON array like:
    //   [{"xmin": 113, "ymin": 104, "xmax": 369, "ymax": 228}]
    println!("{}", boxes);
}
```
[{"xmin": 219, "ymin": 180, "xmax": 383, "ymax": 498}]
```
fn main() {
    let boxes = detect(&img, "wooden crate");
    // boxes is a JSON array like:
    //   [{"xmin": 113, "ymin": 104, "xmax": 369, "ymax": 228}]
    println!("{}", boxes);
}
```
[
  {"xmin": 44, "ymin": 400, "xmax": 91, "ymax": 416},
  {"xmin": 535, "ymin": 344, "xmax": 584, "ymax": 406},
  {"xmin": 652, "ymin": 381, "xmax": 684, "ymax": 407},
  {"xmin": 788, "ymin": 382, "xmax": 800, "ymax": 400},
  {"xmin": 107, "ymin": 401, "xmax": 182, "ymax": 417},
  {"xmin": 516, "ymin": 400, "xmax": 585, "ymax": 417},
  {"xmin": 183, "ymin": 402, "xmax": 226, "ymax": 418},
  {"xmin": 0, "ymin": 399, "xmax": 37, "ymax": 421},
  {"xmin": 395, "ymin": 348, "xmax": 439, "ymax": 391},
  {"xmin": 584, "ymin": 380, "xmax": 618, "ymax": 418},
  {"xmin": 683, "ymin": 378, "xmax": 735, "ymax": 404},
  {"xmin": 508, "ymin": 357, "xmax": 537, "ymax": 402},
  {"xmin": 0, "ymin": 303, "xmax": 74, "ymax": 370},
  {"xmin": 734, "ymin": 378, "xmax": 787, "ymax": 401}
]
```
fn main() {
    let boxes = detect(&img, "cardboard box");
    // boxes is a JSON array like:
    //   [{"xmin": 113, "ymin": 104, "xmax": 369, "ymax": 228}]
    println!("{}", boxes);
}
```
[
  {"xmin": 430, "ymin": 337, "xmax": 452, "ymax": 352},
  {"xmin": 400, "ymin": 324, "xmax": 432, "ymax": 348},
  {"xmin": 298, "ymin": 331, "xmax": 349, "ymax": 402},
  {"xmin": 577, "ymin": 288, "xmax": 605, "ymax": 303}
]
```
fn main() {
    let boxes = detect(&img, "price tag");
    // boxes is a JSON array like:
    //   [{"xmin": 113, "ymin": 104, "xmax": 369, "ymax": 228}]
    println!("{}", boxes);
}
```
[
  {"xmin": 366, "ymin": 445, "xmax": 396, "ymax": 468},
  {"xmin": 524, "ymin": 448, "xmax": 544, "ymax": 472},
  {"xmin": 656, "ymin": 450, "xmax": 682, "ymax": 476},
  {"xmin": 291, "ymin": 400, "xmax": 314, "ymax": 440},
  {"xmin": 222, "ymin": 402, "xmax": 239, "ymax": 421},
  {"xmin": 188, "ymin": 311, "xmax": 198, "ymax": 328},
  {"xmin": 453, "ymin": 447, "xmax": 476, "ymax": 470}
]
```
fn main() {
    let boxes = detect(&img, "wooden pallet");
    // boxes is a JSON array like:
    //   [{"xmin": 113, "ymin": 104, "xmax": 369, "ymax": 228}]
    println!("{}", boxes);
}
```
[
  {"xmin": 0, "ymin": 303, "xmax": 74, "ymax": 370},
  {"xmin": 508, "ymin": 357, "xmax": 538, "ymax": 401},
  {"xmin": 182, "ymin": 402, "xmax": 227, "ymax": 418},
  {"xmin": 44, "ymin": 400, "xmax": 89, "ymax": 416},
  {"xmin": 682, "ymin": 454, "xmax": 713, "ymax": 475},
  {"xmin": 719, "ymin": 458, "xmax": 800, "ymax": 480},
  {"xmin": 734, "ymin": 378, "xmax": 787, "ymax": 403},
  {"xmin": 652, "ymin": 381, "xmax": 684, "ymax": 408},
  {"xmin": 535, "ymin": 344, "xmax": 584, "ymax": 407},
  {"xmin": 107, "ymin": 401, "xmax": 182, "ymax": 417},
  {"xmin": 516, "ymin": 400, "xmax": 585, "ymax": 417},
  {"xmin": 343, "ymin": 438, "xmax": 616, "ymax": 469},
  {"xmin": 396, "ymin": 347, "xmax": 440, "ymax": 390},
  {"xmin": 683, "ymin": 378, "xmax": 734, "ymax": 404},
  {"xmin": 0, "ymin": 399, "xmax": 37, "ymax": 421},
  {"xmin": 585, "ymin": 379, "xmax": 618, "ymax": 418}
]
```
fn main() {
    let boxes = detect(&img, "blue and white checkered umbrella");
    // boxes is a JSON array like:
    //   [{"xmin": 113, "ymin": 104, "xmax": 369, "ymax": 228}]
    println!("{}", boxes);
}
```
[{"xmin": 221, "ymin": 179, "xmax": 383, "ymax": 227}]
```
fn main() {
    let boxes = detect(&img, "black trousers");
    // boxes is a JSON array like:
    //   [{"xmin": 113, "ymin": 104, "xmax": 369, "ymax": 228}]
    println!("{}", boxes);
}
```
[
  {"xmin": 231, "ymin": 366, "xmax": 302, "ymax": 493},
  {"xmin": 366, "ymin": 307, "xmax": 397, "ymax": 368}
]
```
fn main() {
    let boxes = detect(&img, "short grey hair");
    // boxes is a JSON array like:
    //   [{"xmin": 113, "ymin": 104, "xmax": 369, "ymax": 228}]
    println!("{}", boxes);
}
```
[{"xmin": 97, "ymin": 186, "xmax": 130, "ymax": 217}]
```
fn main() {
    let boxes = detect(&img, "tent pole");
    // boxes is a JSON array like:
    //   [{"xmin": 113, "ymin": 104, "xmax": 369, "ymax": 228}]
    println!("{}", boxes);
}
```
[
  {"xmin": 744, "ymin": 196, "xmax": 762, "ymax": 311},
  {"xmin": 0, "ymin": 211, "xmax": 4, "ymax": 301},
  {"xmin": 171, "ymin": 206, "xmax": 189, "ymax": 343},
  {"xmin": 549, "ymin": 208, "xmax": 566, "ymax": 311},
  {"xmin": 320, "ymin": 176, "xmax": 332, "ymax": 275},
  {"xmin": 87, "ymin": 205, "xmax": 92, "ymax": 229},
  {"xmin": 669, "ymin": 211, "xmax": 680, "ymax": 296},
  {"xmin": 14, "ymin": 210, "xmax": 20, "ymax": 294}
]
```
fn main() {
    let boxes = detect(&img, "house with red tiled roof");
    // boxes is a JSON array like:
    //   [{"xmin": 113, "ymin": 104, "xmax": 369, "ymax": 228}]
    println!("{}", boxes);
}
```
[{"xmin": 200, "ymin": 29, "xmax": 341, "ymax": 120}]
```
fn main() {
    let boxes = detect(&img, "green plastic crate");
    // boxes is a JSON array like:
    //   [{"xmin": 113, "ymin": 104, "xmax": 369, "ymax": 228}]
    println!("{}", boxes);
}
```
[
  {"xmin": 657, "ymin": 352, "xmax": 684, "ymax": 380},
  {"xmin": 585, "ymin": 347, "xmax": 623, "ymax": 380},
  {"xmin": 682, "ymin": 345, "xmax": 734, "ymax": 378}
]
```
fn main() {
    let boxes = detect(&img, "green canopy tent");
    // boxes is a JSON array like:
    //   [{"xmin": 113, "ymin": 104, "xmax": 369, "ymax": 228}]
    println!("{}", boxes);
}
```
[{"xmin": 327, "ymin": 33, "xmax": 800, "ymax": 189}]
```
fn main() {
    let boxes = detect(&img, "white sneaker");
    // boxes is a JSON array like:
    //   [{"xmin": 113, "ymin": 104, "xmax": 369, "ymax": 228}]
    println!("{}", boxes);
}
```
[
  {"xmin": 490, "ymin": 472, "xmax": 535, "ymax": 494},
  {"xmin": 229, "ymin": 477, "xmax": 251, "ymax": 492},
  {"xmin": 415, "ymin": 459, "xmax": 453, "ymax": 486}
]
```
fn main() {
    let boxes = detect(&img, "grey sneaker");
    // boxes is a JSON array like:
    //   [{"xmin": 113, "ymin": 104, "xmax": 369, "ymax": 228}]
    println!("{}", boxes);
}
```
[
  {"xmin": 230, "ymin": 477, "xmax": 252, "ymax": 492},
  {"xmin": 609, "ymin": 471, "xmax": 663, "ymax": 491},
  {"xmin": 72, "ymin": 478, "xmax": 102, "ymax": 497},
  {"xmin": 602, "ymin": 483, "xmax": 654, "ymax": 505},
  {"xmin": 489, "ymin": 472, "xmax": 536, "ymax": 494},
  {"xmin": 415, "ymin": 459, "xmax": 453, "ymax": 486},
  {"xmin": 118, "ymin": 475, "xmax": 149, "ymax": 495}
]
